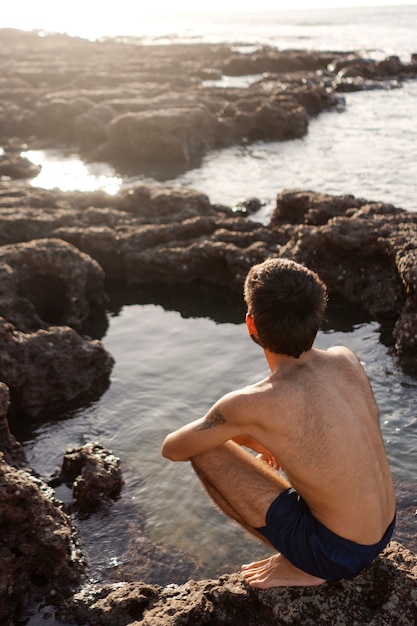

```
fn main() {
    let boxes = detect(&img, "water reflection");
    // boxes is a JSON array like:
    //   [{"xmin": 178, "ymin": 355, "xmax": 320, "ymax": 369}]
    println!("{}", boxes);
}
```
[
  {"xmin": 21, "ymin": 149, "xmax": 122, "ymax": 194},
  {"xmin": 106, "ymin": 280, "xmax": 373, "ymax": 330}
]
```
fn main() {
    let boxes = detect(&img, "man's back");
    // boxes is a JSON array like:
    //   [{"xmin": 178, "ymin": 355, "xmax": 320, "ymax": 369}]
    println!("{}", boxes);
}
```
[{"xmin": 237, "ymin": 345, "xmax": 396, "ymax": 545}]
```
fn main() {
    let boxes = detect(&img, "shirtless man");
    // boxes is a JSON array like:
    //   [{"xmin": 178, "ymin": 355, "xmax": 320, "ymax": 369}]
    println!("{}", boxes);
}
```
[{"xmin": 161, "ymin": 258, "xmax": 396, "ymax": 587}]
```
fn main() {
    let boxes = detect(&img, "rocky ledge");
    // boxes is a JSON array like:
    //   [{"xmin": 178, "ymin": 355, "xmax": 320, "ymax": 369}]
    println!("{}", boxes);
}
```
[
  {"xmin": 60, "ymin": 542, "xmax": 417, "ymax": 625},
  {"xmin": 0, "ymin": 29, "xmax": 416, "ymax": 173},
  {"xmin": 0, "ymin": 183, "xmax": 416, "ymax": 385}
]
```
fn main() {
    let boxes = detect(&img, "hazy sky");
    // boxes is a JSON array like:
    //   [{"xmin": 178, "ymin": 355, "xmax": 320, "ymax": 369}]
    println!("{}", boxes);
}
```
[
  {"xmin": 3, "ymin": 0, "xmax": 417, "ymax": 17},
  {"xmin": 1, "ymin": 1, "xmax": 415, "ymax": 39}
]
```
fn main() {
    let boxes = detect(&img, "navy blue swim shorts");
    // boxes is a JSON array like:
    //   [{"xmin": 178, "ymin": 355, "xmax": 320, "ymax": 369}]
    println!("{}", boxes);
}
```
[{"xmin": 254, "ymin": 487, "xmax": 396, "ymax": 580}]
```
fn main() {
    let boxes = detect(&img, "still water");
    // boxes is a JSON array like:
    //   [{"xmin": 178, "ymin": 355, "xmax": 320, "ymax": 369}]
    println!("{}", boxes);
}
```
[
  {"xmin": 23, "ymin": 79, "xmax": 417, "ymax": 218},
  {"xmin": 23, "ymin": 297, "xmax": 417, "ymax": 579}
]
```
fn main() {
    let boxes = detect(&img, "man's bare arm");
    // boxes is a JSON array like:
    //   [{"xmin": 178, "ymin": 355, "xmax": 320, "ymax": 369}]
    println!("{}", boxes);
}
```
[
  {"xmin": 194, "ymin": 407, "xmax": 226, "ymax": 431},
  {"xmin": 161, "ymin": 400, "xmax": 243, "ymax": 462}
]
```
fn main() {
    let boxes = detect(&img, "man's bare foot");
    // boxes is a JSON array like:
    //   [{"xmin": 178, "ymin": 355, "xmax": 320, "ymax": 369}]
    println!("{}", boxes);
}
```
[{"xmin": 241, "ymin": 553, "xmax": 326, "ymax": 588}]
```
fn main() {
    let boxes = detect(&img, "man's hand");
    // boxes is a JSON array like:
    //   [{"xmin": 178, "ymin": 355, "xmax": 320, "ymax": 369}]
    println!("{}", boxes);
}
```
[
  {"xmin": 233, "ymin": 436, "xmax": 280, "ymax": 470},
  {"xmin": 256, "ymin": 452, "xmax": 280, "ymax": 471}
]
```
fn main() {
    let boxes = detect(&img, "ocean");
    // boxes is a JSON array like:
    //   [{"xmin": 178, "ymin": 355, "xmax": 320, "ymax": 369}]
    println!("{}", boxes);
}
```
[{"xmin": 6, "ymin": 4, "xmax": 417, "ymax": 587}]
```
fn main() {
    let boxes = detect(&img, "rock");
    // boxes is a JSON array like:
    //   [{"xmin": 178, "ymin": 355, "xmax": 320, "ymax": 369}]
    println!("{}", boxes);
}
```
[
  {"xmin": 0, "ymin": 150, "xmax": 41, "ymax": 179},
  {"xmin": 56, "ymin": 442, "xmax": 123, "ymax": 513},
  {"xmin": 393, "ymin": 295, "xmax": 417, "ymax": 362},
  {"xmin": 59, "ymin": 542, "xmax": 417, "ymax": 626},
  {"xmin": 0, "ymin": 316, "xmax": 114, "ymax": 417},
  {"xmin": 0, "ymin": 183, "xmax": 416, "ymax": 365},
  {"xmin": 62, "ymin": 581, "xmax": 162, "ymax": 626},
  {"xmin": 117, "ymin": 184, "xmax": 218, "ymax": 219},
  {"xmin": 0, "ymin": 238, "xmax": 108, "ymax": 332},
  {"xmin": 232, "ymin": 197, "xmax": 264, "ymax": 216},
  {"xmin": 0, "ymin": 455, "xmax": 84, "ymax": 625},
  {"xmin": 270, "ymin": 189, "xmax": 366, "ymax": 226},
  {"xmin": 0, "ymin": 238, "xmax": 114, "ymax": 417},
  {"xmin": 33, "ymin": 96, "xmax": 92, "ymax": 141},
  {"xmin": 245, "ymin": 97, "xmax": 309, "ymax": 142},
  {"xmin": 108, "ymin": 105, "xmax": 215, "ymax": 165},
  {"xmin": 0, "ymin": 381, "xmax": 27, "ymax": 468},
  {"xmin": 271, "ymin": 190, "xmax": 417, "ymax": 361},
  {"xmin": 76, "ymin": 102, "xmax": 116, "ymax": 150},
  {"xmin": 1, "ymin": 31, "xmax": 415, "ymax": 170},
  {"xmin": 256, "ymin": 542, "xmax": 417, "ymax": 626}
]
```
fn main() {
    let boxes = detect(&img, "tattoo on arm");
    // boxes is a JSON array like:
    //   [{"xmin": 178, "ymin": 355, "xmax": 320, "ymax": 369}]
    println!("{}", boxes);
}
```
[{"xmin": 194, "ymin": 407, "xmax": 226, "ymax": 431}]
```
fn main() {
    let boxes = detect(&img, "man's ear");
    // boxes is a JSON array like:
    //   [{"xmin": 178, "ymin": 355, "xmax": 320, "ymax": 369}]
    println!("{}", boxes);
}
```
[
  {"xmin": 246, "ymin": 313, "xmax": 264, "ymax": 348},
  {"xmin": 246, "ymin": 312, "xmax": 256, "ymax": 335}
]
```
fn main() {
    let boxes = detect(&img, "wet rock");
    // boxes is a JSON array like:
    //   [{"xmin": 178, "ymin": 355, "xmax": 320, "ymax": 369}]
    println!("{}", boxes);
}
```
[
  {"xmin": 270, "ymin": 189, "xmax": 366, "ymax": 226},
  {"xmin": 244, "ymin": 97, "xmax": 309, "ymax": 142},
  {"xmin": 271, "ymin": 190, "xmax": 417, "ymax": 361},
  {"xmin": 0, "ymin": 381, "xmax": 27, "ymax": 468},
  {"xmin": 0, "ymin": 455, "xmax": 84, "ymax": 625},
  {"xmin": 0, "ymin": 150, "xmax": 41, "ymax": 179},
  {"xmin": 62, "ymin": 581, "xmax": 162, "ymax": 626},
  {"xmin": 232, "ymin": 197, "xmax": 264, "ymax": 216},
  {"xmin": 56, "ymin": 442, "xmax": 123, "ymax": 513},
  {"xmin": 59, "ymin": 542, "xmax": 417, "ymax": 626},
  {"xmin": 117, "ymin": 184, "xmax": 219, "ymax": 219},
  {"xmin": 393, "ymin": 294, "xmax": 417, "ymax": 363},
  {"xmin": 0, "ymin": 238, "xmax": 114, "ymax": 417},
  {"xmin": 1, "ymin": 31, "xmax": 416, "ymax": 170},
  {"xmin": 108, "ymin": 105, "xmax": 215, "ymax": 165},
  {"xmin": 0, "ymin": 316, "xmax": 114, "ymax": 417},
  {"xmin": 0, "ymin": 238, "xmax": 108, "ymax": 332},
  {"xmin": 0, "ymin": 183, "xmax": 416, "ymax": 365}
]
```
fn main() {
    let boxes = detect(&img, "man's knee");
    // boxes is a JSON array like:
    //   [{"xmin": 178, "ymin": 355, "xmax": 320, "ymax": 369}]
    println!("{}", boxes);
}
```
[
  {"xmin": 190, "ymin": 446, "xmax": 225, "ymax": 474},
  {"xmin": 191, "ymin": 442, "xmax": 245, "ymax": 480}
]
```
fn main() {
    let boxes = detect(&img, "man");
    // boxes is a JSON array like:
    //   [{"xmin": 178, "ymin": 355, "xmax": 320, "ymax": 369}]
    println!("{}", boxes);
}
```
[{"xmin": 161, "ymin": 258, "xmax": 396, "ymax": 588}]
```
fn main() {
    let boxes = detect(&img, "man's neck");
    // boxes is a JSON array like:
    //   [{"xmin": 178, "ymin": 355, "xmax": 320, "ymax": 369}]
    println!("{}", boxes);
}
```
[{"xmin": 264, "ymin": 348, "xmax": 314, "ymax": 373}]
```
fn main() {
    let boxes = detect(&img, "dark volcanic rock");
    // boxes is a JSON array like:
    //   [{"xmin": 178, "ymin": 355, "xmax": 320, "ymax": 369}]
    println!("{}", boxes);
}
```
[
  {"xmin": 0, "ymin": 183, "xmax": 416, "ymax": 365},
  {"xmin": 0, "ymin": 149, "xmax": 41, "ymax": 179},
  {"xmin": 0, "ymin": 381, "xmax": 27, "ymax": 468},
  {"xmin": 0, "ymin": 237, "xmax": 108, "ymax": 332},
  {"xmin": 60, "ymin": 542, "xmax": 417, "ymax": 626},
  {"xmin": 1, "ymin": 30, "xmax": 416, "ymax": 171},
  {"xmin": 0, "ymin": 237, "xmax": 114, "ymax": 417},
  {"xmin": 107, "ymin": 105, "xmax": 215, "ymax": 165},
  {"xmin": 0, "ymin": 315, "xmax": 114, "ymax": 417},
  {"xmin": 0, "ymin": 455, "xmax": 84, "ymax": 625},
  {"xmin": 56, "ymin": 442, "xmax": 123, "ymax": 513}
]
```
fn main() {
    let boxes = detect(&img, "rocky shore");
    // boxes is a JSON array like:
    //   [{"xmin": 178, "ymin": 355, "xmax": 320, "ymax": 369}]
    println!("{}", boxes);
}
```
[
  {"xmin": 1, "ymin": 28, "xmax": 417, "ymax": 173},
  {"xmin": 0, "ymin": 29, "xmax": 416, "ymax": 625}
]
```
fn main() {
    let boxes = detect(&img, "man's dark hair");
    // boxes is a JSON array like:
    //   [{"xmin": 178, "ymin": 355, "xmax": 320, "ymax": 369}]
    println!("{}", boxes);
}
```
[{"xmin": 244, "ymin": 257, "xmax": 328, "ymax": 358}]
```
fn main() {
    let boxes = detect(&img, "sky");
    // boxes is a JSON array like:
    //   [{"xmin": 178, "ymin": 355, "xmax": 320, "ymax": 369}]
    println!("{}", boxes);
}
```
[
  {"xmin": 2, "ymin": 0, "xmax": 417, "ymax": 18},
  {"xmin": 1, "ymin": 0, "xmax": 415, "ymax": 40}
]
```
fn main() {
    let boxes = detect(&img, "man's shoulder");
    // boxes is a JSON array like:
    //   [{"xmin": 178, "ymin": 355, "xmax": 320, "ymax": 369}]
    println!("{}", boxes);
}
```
[
  {"xmin": 326, "ymin": 345, "xmax": 358, "ymax": 362},
  {"xmin": 322, "ymin": 346, "xmax": 367, "ymax": 378},
  {"xmin": 222, "ymin": 379, "xmax": 271, "ymax": 405},
  {"xmin": 218, "ymin": 379, "xmax": 272, "ymax": 420}
]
